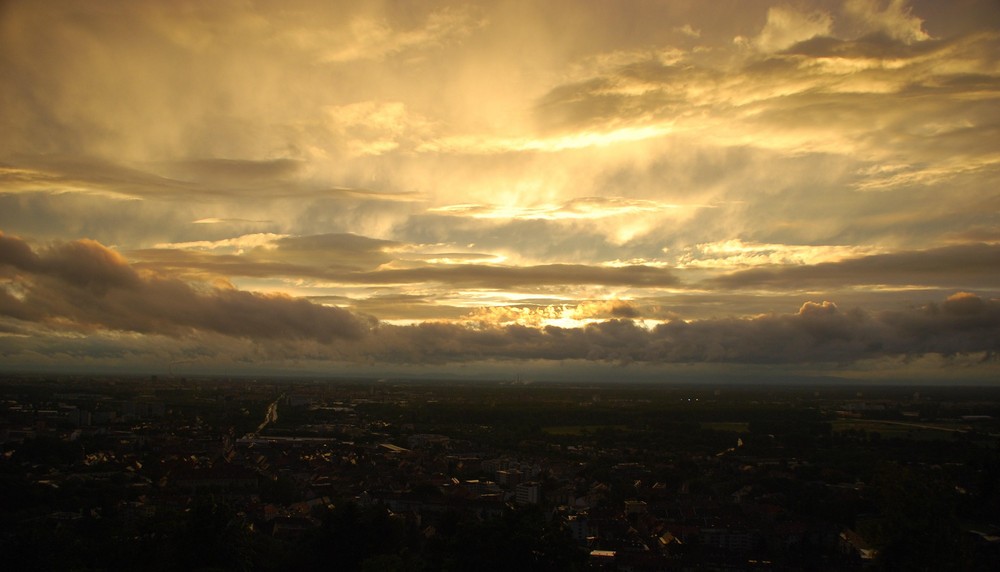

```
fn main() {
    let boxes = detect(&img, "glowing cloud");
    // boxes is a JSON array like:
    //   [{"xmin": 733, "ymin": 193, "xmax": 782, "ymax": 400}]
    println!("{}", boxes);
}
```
[{"xmin": 0, "ymin": 1, "xmax": 998, "ymax": 379}]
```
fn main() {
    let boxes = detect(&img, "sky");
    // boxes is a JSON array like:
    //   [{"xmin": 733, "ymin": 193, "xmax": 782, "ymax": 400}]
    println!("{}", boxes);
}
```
[{"xmin": 1, "ymin": 0, "xmax": 999, "ymax": 382}]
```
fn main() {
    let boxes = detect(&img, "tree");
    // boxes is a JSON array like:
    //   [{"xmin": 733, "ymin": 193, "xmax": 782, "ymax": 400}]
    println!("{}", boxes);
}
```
[
  {"xmin": 866, "ymin": 463, "xmax": 967, "ymax": 571},
  {"xmin": 438, "ymin": 506, "xmax": 585, "ymax": 572}
]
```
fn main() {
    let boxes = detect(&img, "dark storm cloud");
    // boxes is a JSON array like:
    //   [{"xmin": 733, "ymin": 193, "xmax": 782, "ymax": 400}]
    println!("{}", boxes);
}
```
[
  {"xmin": 0, "ymin": 231, "xmax": 42, "ymax": 270},
  {"xmin": 709, "ymin": 243, "xmax": 1000, "ymax": 290},
  {"xmin": 610, "ymin": 302, "xmax": 641, "ymax": 318},
  {"xmin": 368, "ymin": 294, "xmax": 1000, "ymax": 365},
  {"xmin": 0, "ymin": 232, "xmax": 370, "ymax": 342},
  {"xmin": 879, "ymin": 292, "xmax": 1000, "ymax": 355},
  {"xmin": 43, "ymin": 239, "xmax": 144, "ymax": 292},
  {"xmin": 4, "ymin": 232, "xmax": 999, "ymax": 366}
]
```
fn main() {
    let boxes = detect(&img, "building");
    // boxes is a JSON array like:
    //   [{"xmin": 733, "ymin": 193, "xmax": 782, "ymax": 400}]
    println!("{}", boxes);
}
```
[{"xmin": 515, "ymin": 481, "xmax": 541, "ymax": 505}]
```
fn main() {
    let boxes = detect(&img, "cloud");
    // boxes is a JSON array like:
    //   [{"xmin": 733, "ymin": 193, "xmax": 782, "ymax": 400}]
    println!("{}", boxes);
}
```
[
  {"xmin": 129, "ymin": 231, "xmax": 680, "ymax": 289},
  {"xmin": 260, "ymin": 232, "xmax": 401, "ymax": 272},
  {"xmin": 0, "ymin": 157, "xmax": 197, "ymax": 200},
  {"xmin": 42, "ymin": 238, "xmax": 143, "ymax": 293},
  {"xmin": 0, "ymin": 1, "xmax": 997, "ymax": 378},
  {"xmin": 193, "ymin": 218, "xmax": 273, "ymax": 225},
  {"xmin": 676, "ymin": 239, "xmax": 884, "ymax": 269},
  {"xmin": 162, "ymin": 158, "xmax": 303, "ymax": 184},
  {"xmin": 675, "ymin": 24, "xmax": 701, "ymax": 39},
  {"xmin": 745, "ymin": 6, "xmax": 833, "ymax": 53},
  {"xmin": 365, "ymin": 292, "xmax": 1000, "ymax": 365},
  {"xmin": 1, "ymin": 155, "xmax": 420, "ymax": 202},
  {"xmin": 3, "ymin": 1, "xmax": 994, "ymax": 258},
  {"xmin": 844, "ymin": 0, "xmax": 930, "ymax": 44},
  {"xmin": 324, "ymin": 101, "xmax": 435, "ymax": 157},
  {"xmin": 798, "ymin": 300, "xmax": 839, "ymax": 317},
  {"xmin": 418, "ymin": 125, "xmax": 675, "ymax": 155},
  {"xmin": 508, "ymin": 20, "xmax": 1000, "ymax": 250},
  {"xmin": 463, "ymin": 299, "xmax": 643, "ymax": 329},
  {"xmin": 527, "ymin": 16, "xmax": 998, "ymax": 186},
  {"xmin": 314, "ymin": 5, "xmax": 485, "ymax": 63},
  {"xmin": 154, "ymin": 233, "xmax": 288, "ymax": 253},
  {"xmin": 428, "ymin": 196, "xmax": 705, "ymax": 221},
  {"xmin": 0, "ymin": 232, "xmax": 371, "ymax": 342},
  {"xmin": 347, "ymin": 292, "xmax": 471, "ymax": 322},
  {"xmin": 0, "ymin": 231, "xmax": 42, "ymax": 270},
  {"xmin": 4, "ymin": 232, "xmax": 999, "ymax": 368},
  {"xmin": 708, "ymin": 243, "xmax": 1000, "ymax": 290},
  {"xmin": 878, "ymin": 292, "xmax": 1000, "ymax": 355},
  {"xmin": 349, "ymin": 263, "xmax": 680, "ymax": 289},
  {"xmin": 737, "ymin": 1, "xmax": 929, "ymax": 54}
]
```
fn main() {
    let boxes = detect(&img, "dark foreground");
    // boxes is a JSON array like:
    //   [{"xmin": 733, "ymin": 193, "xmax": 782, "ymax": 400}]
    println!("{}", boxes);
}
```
[{"xmin": 2, "ymin": 374, "xmax": 999, "ymax": 571}]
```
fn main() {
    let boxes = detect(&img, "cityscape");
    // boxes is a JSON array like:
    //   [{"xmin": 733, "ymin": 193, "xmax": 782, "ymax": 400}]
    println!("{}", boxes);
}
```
[
  {"xmin": 2, "ymin": 0, "xmax": 1000, "ymax": 569},
  {"xmin": 2, "ymin": 374, "xmax": 998, "ymax": 570}
]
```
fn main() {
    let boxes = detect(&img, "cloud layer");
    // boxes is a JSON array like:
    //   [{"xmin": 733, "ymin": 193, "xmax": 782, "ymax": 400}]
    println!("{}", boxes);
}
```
[
  {"xmin": 1, "ymin": 1, "xmax": 999, "ymax": 380},
  {"xmin": 0, "ymin": 233, "xmax": 370, "ymax": 342},
  {"xmin": 2, "ymin": 233, "xmax": 998, "ymax": 374}
]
